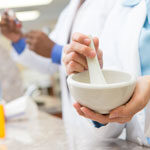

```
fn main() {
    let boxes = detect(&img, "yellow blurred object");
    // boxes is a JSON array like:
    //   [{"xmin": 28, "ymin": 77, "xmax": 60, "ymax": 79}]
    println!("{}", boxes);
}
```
[
  {"xmin": 16, "ymin": 63, "xmax": 27, "ymax": 71},
  {"xmin": 0, "ymin": 105, "xmax": 5, "ymax": 138}
]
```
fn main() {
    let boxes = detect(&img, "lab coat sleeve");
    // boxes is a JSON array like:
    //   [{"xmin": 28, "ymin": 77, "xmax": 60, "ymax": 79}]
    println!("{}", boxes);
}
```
[
  {"xmin": 60, "ymin": 47, "xmax": 68, "ymax": 76},
  {"xmin": 145, "ymin": 101, "xmax": 150, "ymax": 137},
  {"xmin": 11, "ymin": 47, "xmax": 59, "ymax": 74}
]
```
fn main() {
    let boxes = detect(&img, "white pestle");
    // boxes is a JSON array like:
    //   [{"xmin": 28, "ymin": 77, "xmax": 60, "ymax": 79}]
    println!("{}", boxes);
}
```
[{"xmin": 86, "ymin": 36, "xmax": 107, "ymax": 84}]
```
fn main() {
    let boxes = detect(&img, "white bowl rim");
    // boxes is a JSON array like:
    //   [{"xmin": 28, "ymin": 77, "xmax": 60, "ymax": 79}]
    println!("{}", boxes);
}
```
[{"xmin": 67, "ymin": 69, "xmax": 136, "ymax": 89}]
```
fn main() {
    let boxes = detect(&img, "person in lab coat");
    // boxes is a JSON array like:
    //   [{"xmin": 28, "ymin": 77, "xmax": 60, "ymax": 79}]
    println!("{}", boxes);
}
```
[
  {"xmin": 63, "ymin": 0, "xmax": 150, "ymax": 147},
  {"xmin": 0, "ymin": 0, "xmax": 138, "ymax": 149}
]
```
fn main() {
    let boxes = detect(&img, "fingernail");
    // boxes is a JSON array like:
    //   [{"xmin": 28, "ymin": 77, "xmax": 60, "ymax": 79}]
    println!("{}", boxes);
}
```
[
  {"xmin": 85, "ymin": 65, "xmax": 88, "ymax": 70},
  {"xmin": 84, "ymin": 39, "xmax": 91, "ymax": 45},
  {"xmin": 109, "ymin": 114, "xmax": 119, "ymax": 119},
  {"xmin": 80, "ymin": 107, "xmax": 84, "ymax": 111},
  {"xmin": 80, "ymin": 107, "xmax": 86, "ymax": 114},
  {"xmin": 90, "ymin": 51, "xmax": 96, "ymax": 57}
]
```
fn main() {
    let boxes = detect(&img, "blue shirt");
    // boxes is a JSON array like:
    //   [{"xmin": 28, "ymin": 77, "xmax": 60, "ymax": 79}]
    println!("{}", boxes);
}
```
[
  {"xmin": 123, "ymin": 0, "xmax": 150, "ymax": 144},
  {"xmin": 12, "ymin": 38, "xmax": 63, "ymax": 65},
  {"xmin": 12, "ymin": 38, "xmax": 26, "ymax": 55}
]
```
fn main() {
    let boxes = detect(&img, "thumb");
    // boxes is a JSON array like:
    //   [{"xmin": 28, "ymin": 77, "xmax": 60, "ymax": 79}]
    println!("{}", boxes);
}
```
[
  {"xmin": 109, "ymin": 96, "xmax": 142, "ymax": 119},
  {"xmin": 109, "ymin": 105, "xmax": 131, "ymax": 119}
]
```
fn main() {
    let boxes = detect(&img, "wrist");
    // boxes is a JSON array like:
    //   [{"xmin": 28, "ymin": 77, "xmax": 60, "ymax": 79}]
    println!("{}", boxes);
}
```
[
  {"xmin": 144, "ymin": 76, "xmax": 150, "ymax": 103},
  {"xmin": 12, "ymin": 32, "xmax": 23, "ymax": 43},
  {"xmin": 43, "ymin": 39, "xmax": 55, "ymax": 58},
  {"xmin": 143, "ymin": 76, "xmax": 150, "ymax": 84}
]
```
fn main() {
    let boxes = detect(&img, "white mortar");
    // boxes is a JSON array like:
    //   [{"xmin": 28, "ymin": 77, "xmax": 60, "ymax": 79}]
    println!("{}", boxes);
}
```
[{"xmin": 67, "ymin": 69, "xmax": 136, "ymax": 114}]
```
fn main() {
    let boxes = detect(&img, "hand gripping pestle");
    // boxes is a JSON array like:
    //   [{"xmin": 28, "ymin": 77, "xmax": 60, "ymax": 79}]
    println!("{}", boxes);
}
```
[{"xmin": 86, "ymin": 36, "xmax": 107, "ymax": 84}]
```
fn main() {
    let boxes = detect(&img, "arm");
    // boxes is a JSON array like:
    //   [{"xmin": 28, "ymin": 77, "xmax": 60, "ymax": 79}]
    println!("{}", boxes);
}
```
[
  {"xmin": 11, "ymin": 38, "xmax": 63, "ymax": 74},
  {"xmin": 145, "ymin": 101, "xmax": 150, "ymax": 137},
  {"xmin": 11, "ymin": 46, "xmax": 59, "ymax": 74},
  {"xmin": 0, "ymin": 12, "xmax": 62, "ymax": 74}
]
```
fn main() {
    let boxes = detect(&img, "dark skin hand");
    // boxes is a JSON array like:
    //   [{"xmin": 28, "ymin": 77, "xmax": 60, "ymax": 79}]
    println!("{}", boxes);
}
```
[
  {"xmin": 0, "ymin": 12, "xmax": 55, "ymax": 58},
  {"xmin": 25, "ymin": 30, "xmax": 55, "ymax": 58},
  {"xmin": 0, "ymin": 12, "xmax": 23, "ymax": 43}
]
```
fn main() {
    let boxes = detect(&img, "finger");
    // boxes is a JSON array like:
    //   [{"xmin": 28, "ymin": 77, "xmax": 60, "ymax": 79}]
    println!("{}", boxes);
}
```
[
  {"xmin": 26, "ymin": 39, "xmax": 35, "ymax": 51},
  {"xmin": 65, "ymin": 41, "xmax": 96, "ymax": 58},
  {"xmin": 0, "ymin": 20, "xmax": 7, "ymax": 27},
  {"xmin": 0, "ymin": 17, "xmax": 9, "ymax": 27},
  {"xmin": 28, "ymin": 30, "xmax": 39, "ymax": 38},
  {"xmin": 109, "ymin": 116, "xmax": 132, "ymax": 124},
  {"xmin": 72, "ymin": 32, "xmax": 91, "ymax": 46},
  {"xmin": 26, "ymin": 30, "xmax": 38, "ymax": 38},
  {"xmin": 26, "ymin": 38, "xmax": 33, "ymax": 45},
  {"xmin": 26, "ymin": 37, "xmax": 37, "ymax": 47},
  {"xmin": 26, "ymin": 32, "xmax": 35, "ymax": 39},
  {"xmin": 66, "ymin": 61, "xmax": 84, "ymax": 75},
  {"xmin": 93, "ymin": 37, "xmax": 99, "ymax": 51},
  {"xmin": 9, "ymin": 18, "xmax": 16, "ymax": 31},
  {"xmin": 63, "ymin": 52, "xmax": 88, "ymax": 69},
  {"xmin": 2, "ymin": 13, "xmax": 9, "ymax": 25},
  {"xmin": 109, "ymin": 97, "xmax": 141, "ymax": 119},
  {"xmin": 73, "ymin": 103, "xmax": 85, "ymax": 116},
  {"xmin": 80, "ymin": 107, "xmax": 110, "ymax": 124},
  {"xmin": 80, "ymin": 106, "xmax": 132, "ymax": 124}
]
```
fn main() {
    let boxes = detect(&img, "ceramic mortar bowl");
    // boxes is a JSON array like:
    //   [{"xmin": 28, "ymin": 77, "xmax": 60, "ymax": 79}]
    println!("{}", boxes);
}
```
[{"xmin": 67, "ymin": 69, "xmax": 136, "ymax": 114}]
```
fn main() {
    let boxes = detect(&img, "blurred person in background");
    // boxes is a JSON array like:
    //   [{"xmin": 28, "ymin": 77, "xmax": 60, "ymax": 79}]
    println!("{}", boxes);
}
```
[
  {"xmin": 0, "ymin": 44, "xmax": 23, "ymax": 101},
  {"xmin": 0, "ymin": 11, "xmax": 58, "ymax": 74},
  {"xmin": 0, "ymin": 0, "xmax": 135, "ymax": 149}
]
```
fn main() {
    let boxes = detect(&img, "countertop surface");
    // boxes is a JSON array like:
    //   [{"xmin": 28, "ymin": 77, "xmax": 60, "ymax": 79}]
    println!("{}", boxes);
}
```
[
  {"xmin": 0, "ymin": 112, "xmax": 150, "ymax": 150},
  {"xmin": 0, "ymin": 112, "xmax": 68, "ymax": 150}
]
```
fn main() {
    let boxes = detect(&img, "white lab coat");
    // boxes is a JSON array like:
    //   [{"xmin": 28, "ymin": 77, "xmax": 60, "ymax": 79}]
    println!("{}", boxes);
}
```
[
  {"xmin": 100, "ymin": 0, "xmax": 150, "ymax": 145},
  {"xmin": 11, "ymin": 0, "xmax": 133, "ymax": 149}
]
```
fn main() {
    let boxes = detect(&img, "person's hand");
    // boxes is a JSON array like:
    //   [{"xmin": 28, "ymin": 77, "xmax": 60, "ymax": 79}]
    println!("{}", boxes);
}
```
[
  {"xmin": 63, "ymin": 32, "xmax": 103, "ymax": 75},
  {"xmin": 0, "ymin": 11, "xmax": 22, "ymax": 43},
  {"xmin": 25, "ymin": 30, "xmax": 55, "ymax": 58},
  {"xmin": 74, "ymin": 76, "xmax": 150, "ymax": 124}
]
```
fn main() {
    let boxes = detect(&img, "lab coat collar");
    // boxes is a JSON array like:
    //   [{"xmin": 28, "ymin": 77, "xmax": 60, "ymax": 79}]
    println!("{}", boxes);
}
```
[
  {"xmin": 123, "ymin": 0, "xmax": 150, "ymax": 23},
  {"xmin": 123, "ymin": 0, "xmax": 142, "ymax": 7}
]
